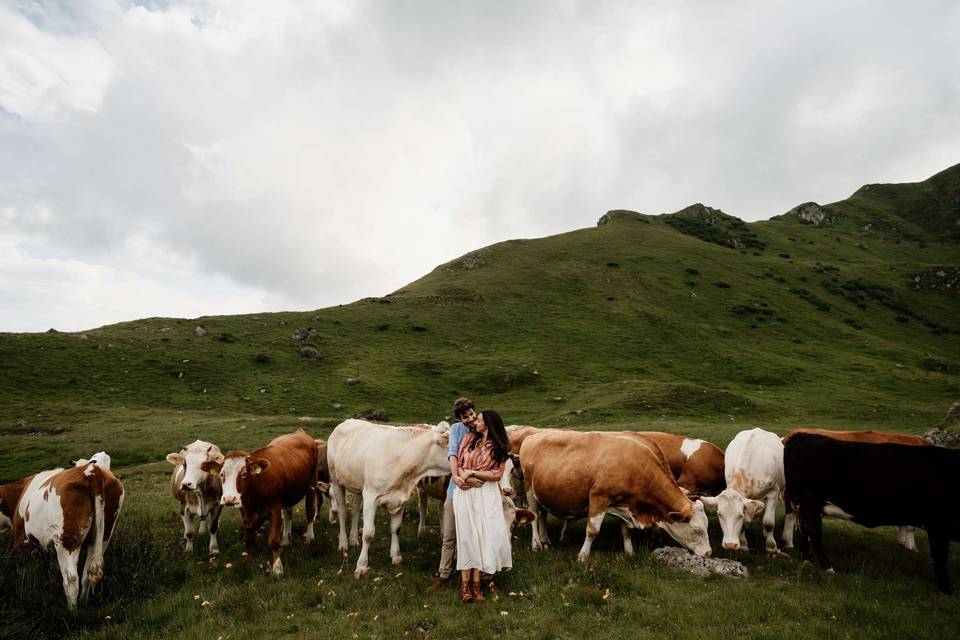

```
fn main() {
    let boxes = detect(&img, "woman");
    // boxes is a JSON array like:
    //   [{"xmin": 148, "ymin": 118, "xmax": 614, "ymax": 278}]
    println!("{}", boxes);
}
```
[{"xmin": 453, "ymin": 409, "xmax": 513, "ymax": 603}]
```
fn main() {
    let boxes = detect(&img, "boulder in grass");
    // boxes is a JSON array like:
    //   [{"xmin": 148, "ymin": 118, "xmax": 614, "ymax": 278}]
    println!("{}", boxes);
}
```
[
  {"xmin": 652, "ymin": 546, "xmax": 749, "ymax": 579},
  {"xmin": 195, "ymin": 326, "xmax": 207, "ymax": 337}
]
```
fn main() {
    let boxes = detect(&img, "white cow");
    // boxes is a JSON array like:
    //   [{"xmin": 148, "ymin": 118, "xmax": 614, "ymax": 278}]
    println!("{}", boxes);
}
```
[
  {"xmin": 327, "ymin": 419, "xmax": 450, "ymax": 577},
  {"xmin": 700, "ymin": 427, "xmax": 795, "ymax": 553},
  {"xmin": 71, "ymin": 451, "xmax": 112, "ymax": 470},
  {"xmin": 166, "ymin": 440, "xmax": 225, "ymax": 557}
]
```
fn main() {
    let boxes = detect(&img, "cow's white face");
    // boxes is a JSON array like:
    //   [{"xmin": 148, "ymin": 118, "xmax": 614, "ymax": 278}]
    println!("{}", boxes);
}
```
[
  {"xmin": 500, "ymin": 492, "xmax": 536, "ymax": 532},
  {"xmin": 657, "ymin": 500, "xmax": 712, "ymax": 557},
  {"xmin": 219, "ymin": 457, "xmax": 248, "ymax": 508},
  {"xmin": 167, "ymin": 441, "xmax": 223, "ymax": 492},
  {"xmin": 72, "ymin": 451, "xmax": 112, "ymax": 470},
  {"xmin": 699, "ymin": 489, "xmax": 764, "ymax": 550}
]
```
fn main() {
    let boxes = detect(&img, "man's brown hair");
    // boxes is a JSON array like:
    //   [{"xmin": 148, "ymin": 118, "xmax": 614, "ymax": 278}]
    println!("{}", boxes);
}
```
[{"xmin": 452, "ymin": 397, "xmax": 475, "ymax": 420}]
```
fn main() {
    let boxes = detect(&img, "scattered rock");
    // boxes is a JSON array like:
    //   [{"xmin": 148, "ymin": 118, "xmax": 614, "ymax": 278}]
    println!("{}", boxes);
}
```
[
  {"xmin": 299, "ymin": 346, "xmax": 320, "ymax": 359},
  {"xmin": 292, "ymin": 327, "xmax": 317, "ymax": 340},
  {"xmin": 332, "ymin": 403, "xmax": 343, "ymax": 410},
  {"xmin": 651, "ymin": 547, "xmax": 749, "ymax": 579},
  {"xmin": 911, "ymin": 266, "xmax": 959, "ymax": 295},
  {"xmin": 552, "ymin": 396, "xmax": 563, "ymax": 402},
  {"xmin": 259, "ymin": 388, "xmax": 267, "ymax": 394},
  {"xmin": 783, "ymin": 202, "xmax": 831, "ymax": 226},
  {"xmin": 946, "ymin": 401, "xmax": 960, "ymax": 425},
  {"xmin": 344, "ymin": 378, "xmax": 359, "ymax": 386},
  {"xmin": 194, "ymin": 326, "xmax": 207, "ymax": 337},
  {"xmin": 362, "ymin": 409, "xmax": 388, "ymax": 422},
  {"xmin": 920, "ymin": 428, "xmax": 960, "ymax": 449}
]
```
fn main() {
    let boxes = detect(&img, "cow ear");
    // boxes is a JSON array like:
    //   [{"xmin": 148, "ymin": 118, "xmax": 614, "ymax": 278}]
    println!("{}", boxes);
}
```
[
  {"xmin": 699, "ymin": 496, "xmax": 718, "ymax": 511},
  {"xmin": 249, "ymin": 458, "xmax": 270, "ymax": 475},
  {"xmin": 744, "ymin": 499, "xmax": 765, "ymax": 522},
  {"xmin": 200, "ymin": 459, "xmax": 223, "ymax": 473},
  {"xmin": 209, "ymin": 451, "xmax": 225, "ymax": 465},
  {"xmin": 509, "ymin": 453, "xmax": 521, "ymax": 468},
  {"xmin": 316, "ymin": 481, "xmax": 330, "ymax": 494},
  {"xmin": 666, "ymin": 510, "xmax": 688, "ymax": 523},
  {"xmin": 433, "ymin": 431, "xmax": 449, "ymax": 447},
  {"xmin": 166, "ymin": 452, "xmax": 184, "ymax": 465},
  {"xmin": 515, "ymin": 508, "xmax": 536, "ymax": 525}
]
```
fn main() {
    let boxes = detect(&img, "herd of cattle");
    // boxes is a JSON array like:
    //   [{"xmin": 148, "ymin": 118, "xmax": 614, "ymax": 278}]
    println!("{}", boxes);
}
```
[{"xmin": 1, "ymin": 420, "xmax": 958, "ymax": 610}]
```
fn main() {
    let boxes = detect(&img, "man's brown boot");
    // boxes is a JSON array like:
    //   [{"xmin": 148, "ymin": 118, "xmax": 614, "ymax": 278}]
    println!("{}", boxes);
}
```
[
  {"xmin": 426, "ymin": 576, "xmax": 448, "ymax": 593},
  {"xmin": 471, "ymin": 580, "xmax": 486, "ymax": 602}
]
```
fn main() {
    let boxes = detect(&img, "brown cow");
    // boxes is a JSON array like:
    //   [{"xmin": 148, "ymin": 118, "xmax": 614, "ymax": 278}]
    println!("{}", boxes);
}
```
[
  {"xmin": 782, "ymin": 427, "xmax": 934, "ymax": 551},
  {"xmin": 0, "ymin": 460, "xmax": 124, "ymax": 609},
  {"xmin": 630, "ymin": 432, "xmax": 726, "ymax": 496},
  {"xmin": 213, "ymin": 430, "xmax": 319, "ymax": 575},
  {"xmin": 520, "ymin": 430, "xmax": 711, "ymax": 561}
]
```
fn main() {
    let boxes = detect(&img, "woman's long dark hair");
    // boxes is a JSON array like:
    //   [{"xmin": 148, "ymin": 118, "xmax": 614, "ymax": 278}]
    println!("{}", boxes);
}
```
[{"xmin": 469, "ymin": 409, "xmax": 510, "ymax": 464}]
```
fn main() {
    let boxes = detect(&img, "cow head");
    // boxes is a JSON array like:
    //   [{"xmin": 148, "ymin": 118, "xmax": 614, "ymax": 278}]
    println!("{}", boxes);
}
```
[
  {"xmin": 72, "ymin": 451, "xmax": 112, "ymax": 470},
  {"xmin": 500, "ymin": 491, "xmax": 537, "ymax": 531},
  {"xmin": 166, "ymin": 440, "xmax": 224, "ymax": 493},
  {"xmin": 699, "ymin": 489, "xmax": 765, "ymax": 550},
  {"xmin": 656, "ymin": 500, "xmax": 712, "ymax": 557},
  {"xmin": 217, "ymin": 453, "xmax": 270, "ymax": 509}
]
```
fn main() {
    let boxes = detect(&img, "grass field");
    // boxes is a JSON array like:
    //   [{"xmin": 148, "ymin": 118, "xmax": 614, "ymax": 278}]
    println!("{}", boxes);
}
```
[{"xmin": 1, "ymin": 165, "xmax": 958, "ymax": 638}]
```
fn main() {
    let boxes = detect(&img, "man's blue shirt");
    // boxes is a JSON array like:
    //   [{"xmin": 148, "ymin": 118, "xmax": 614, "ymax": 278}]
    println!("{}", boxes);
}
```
[{"xmin": 446, "ymin": 421, "xmax": 470, "ymax": 498}]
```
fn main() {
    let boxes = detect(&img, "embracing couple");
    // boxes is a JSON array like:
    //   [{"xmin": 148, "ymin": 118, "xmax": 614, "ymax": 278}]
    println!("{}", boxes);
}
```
[{"xmin": 427, "ymin": 397, "xmax": 512, "ymax": 603}]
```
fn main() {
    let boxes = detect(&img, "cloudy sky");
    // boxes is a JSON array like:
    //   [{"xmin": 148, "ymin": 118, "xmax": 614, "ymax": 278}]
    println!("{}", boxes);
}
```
[{"xmin": 2, "ymin": 0, "xmax": 958, "ymax": 332}]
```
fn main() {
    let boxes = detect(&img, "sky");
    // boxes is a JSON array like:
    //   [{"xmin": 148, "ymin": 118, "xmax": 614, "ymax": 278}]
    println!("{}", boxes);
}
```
[{"xmin": 2, "ymin": 0, "xmax": 959, "ymax": 332}]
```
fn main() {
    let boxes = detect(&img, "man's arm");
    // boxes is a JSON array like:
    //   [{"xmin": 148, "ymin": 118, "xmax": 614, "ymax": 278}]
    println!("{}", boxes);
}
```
[{"xmin": 448, "ymin": 423, "xmax": 470, "ymax": 489}]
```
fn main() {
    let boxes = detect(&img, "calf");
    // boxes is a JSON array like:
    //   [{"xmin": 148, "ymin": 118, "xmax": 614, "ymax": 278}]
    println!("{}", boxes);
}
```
[
  {"xmin": 783, "ymin": 428, "xmax": 934, "ymax": 550},
  {"xmin": 784, "ymin": 432, "xmax": 960, "ymax": 593},
  {"xmin": 0, "ymin": 458, "xmax": 124, "ymax": 609},
  {"xmin": 212, "ymin": 430, "xmax": 319, "ymax": 576},
  {"xmin": 327, "ymin": 419, "xmax": 451, "ymax": 577},
  {"xmin": 166, "ymin": 440, "xmax": 224, "ymax": 557},
  {"xmin": 520, "ymin": 430, "xmax": 711, "ymax": 561},
  {"xmin": 699, "ymin": 427, "xmax": 791, "ymax": 553}
]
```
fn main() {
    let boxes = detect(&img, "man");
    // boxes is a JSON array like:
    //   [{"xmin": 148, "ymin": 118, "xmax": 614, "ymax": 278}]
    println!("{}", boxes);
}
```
[{"xmin": 426, "ymin": 397, "xmax": 483, "ymax": 592}]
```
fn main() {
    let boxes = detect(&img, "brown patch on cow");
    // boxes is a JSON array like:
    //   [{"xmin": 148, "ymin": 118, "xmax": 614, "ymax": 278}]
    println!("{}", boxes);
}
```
[
  {"xmin": 784, "ymin": 428, "xmax": 934, "ymax": 447},
  {"xmin": 0, "ymin": 476, "xmax": 31, "ymax": 522}
]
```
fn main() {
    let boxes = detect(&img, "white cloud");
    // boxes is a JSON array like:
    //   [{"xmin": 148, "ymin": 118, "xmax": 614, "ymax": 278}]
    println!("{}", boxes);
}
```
[{"xmin": 1, "ymin": 0, "xmax": 958, "ymax": 331}]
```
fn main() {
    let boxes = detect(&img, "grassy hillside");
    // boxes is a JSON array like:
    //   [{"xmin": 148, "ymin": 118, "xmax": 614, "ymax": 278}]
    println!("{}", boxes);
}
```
[{"xmin": 1, "ymin": 164, "xmax": 959, "ymax": 639}]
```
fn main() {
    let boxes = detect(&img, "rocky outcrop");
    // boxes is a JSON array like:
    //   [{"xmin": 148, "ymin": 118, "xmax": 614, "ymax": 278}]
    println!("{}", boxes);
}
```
[
  {"xmin": 597, "ymin": 210, "xmax": 649, "ymax": 226},
  {"xmin": 651, "ymin": 546, "xmax": 749, "ymax": 579},
  {"xmin": 784, "ymin": 202, "xmax": 831, "ymax": 226},
  {"xmin": 911, "ymin": 267, "xmax": 960, "ymax": 295}
]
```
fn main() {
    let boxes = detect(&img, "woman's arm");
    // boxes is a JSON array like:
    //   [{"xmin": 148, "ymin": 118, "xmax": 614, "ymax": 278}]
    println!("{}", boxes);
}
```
[{"xmin": 462, "ymin": 466, "xmax": 503, "ymax": 482}]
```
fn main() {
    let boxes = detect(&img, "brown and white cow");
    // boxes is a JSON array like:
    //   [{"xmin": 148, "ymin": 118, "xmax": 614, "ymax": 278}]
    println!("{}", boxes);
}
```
[
  {"xmin": 630, "ymin": 432, "xmax": 726, "ymax": 496},
  {"xmin": 210, "ymin": 430, "xmax": 319, "ymax": 576},
  {"xmin": 782, "ymin": 428, "xmax": 934, "ymax": 551},
  {"xmin": 166, "ymin": 440, "xmax": 225, "ymax": 558},
  {"xmin": 519, "ymin": 430, "xmax": 711, "ymax": 561},
  {"xmin": 327, "ymin": 419, "xmax": 451, "ymax": 577},
  {"xmin": 0, "ymin": 457, "xmax": 124, "ymax": 609}
]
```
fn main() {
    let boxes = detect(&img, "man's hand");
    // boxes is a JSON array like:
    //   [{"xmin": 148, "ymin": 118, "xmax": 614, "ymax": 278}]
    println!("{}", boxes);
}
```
[
  {"xmin": 465, "ymin": 476, "xmax": 483, "ymax": 488},
  {"xmin": 453, "ymin": 475, "xmax": 471, "ymax": 490}
]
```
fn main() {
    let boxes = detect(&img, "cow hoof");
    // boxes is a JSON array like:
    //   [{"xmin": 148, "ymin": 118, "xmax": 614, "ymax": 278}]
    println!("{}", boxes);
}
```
[
  {"xmin": 184, "ymin": 544, "xmax": 194, "ymax": 553},
  {"xmin": 417, "ymin": 529, "xmax": 425, "ymax": 539},
  {"xmin": 392, "ymin": 555, "xmax": 403, "ymax": 566},
  {"xmin": 825, "ymin": 567, "xmax": 835, "ymax": 575},
  {"xmin": 354, "ymin": 566, "xmax": 369, "ymax": 579},
  {"xmin": 349, "ymin": 538, "xmax": 359, "ymax": 548},
  {"xmin": 271, "ymin": 559, "xmax": 284, "ymax": 576},
  {"xmin": 767, "ymin": 550, "xmax": 787, "ymax": 558},
  {"xmin": 304, "ymin": 535, "xmax": 315, "ymax": 545},
  {"xmin": 577, "ymin": 552, "xmax": 589, "ymax": 563}
]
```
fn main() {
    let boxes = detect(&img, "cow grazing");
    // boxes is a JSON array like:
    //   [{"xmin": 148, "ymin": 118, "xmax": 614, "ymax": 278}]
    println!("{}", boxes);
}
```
[
  {"xmin": 327, "ymin": 419, "xmax": 451, "ymax": 577},
  {"xmin": 519, "ymin": 430, "xmax": 711, "ymax": 561},
  {"xmin": 0, "ymin": 458, "xmax": 124, "ymax": 609},
  {"xmin": 212, "ymin": 430, "xmax": 319, "ymax": 576},
  {"xmin": 784, "ymin": 432, "xmax": 960, "ymax": 593},
  {"xmin": 700, "ymin": 427, "xmax": 791, "ymax": 553},
  {"xmin": 783, "ymin": 428, "xmax": 934, "ymax": 551},
  {"xmin": 71, "ymin": 451, "xmax": 112, "ymax": 469},
  {"xmin": 166, "ymin": 440, "xmax": 225, "ymax": 557}
]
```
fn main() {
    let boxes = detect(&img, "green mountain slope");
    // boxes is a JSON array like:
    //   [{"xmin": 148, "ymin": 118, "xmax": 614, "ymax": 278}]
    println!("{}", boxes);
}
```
[{"xmin": 2, "ymin": 164, "xmax": 958, "ymax": 448}]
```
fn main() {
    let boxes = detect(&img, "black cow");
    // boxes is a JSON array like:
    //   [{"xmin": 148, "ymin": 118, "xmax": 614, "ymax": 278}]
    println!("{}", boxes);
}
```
[{"xmin": 784, "ymin": 432, "xmax": 960, "ymax": 593}]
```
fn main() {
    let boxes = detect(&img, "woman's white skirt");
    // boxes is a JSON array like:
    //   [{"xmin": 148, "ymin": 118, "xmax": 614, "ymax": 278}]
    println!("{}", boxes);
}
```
[{"xmin": 453, "ymin": 481, "xmax": 512, "ymax": 574}]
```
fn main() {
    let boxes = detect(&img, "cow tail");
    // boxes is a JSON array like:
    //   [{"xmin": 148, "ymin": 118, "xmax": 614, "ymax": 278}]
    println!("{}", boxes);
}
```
[{"xmin": 84, "ymin": 464, "xmax": 107, "ymax": 582}]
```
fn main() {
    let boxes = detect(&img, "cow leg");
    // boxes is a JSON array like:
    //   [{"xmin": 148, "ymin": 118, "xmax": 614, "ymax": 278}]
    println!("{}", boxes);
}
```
[
  {"xmin": 763, "ymin": 495, "xmax": 780, "ymax": 554},
  {"xmin": 349, "ymin": 491, "xmax": 362, "ymax": 548},
  {"xmin": 331, "ymin": 482, "xmax": 349, "ymax": 554},
  {"xmin": 897, "ymin": 526, "xmax": 917, "ymax": 552},
  {"xmin": 526, "ymin": 490, "xmax": 546, "ymax": 552},
  {"xmin": 55, "ymin": 545, "xmax": 82, "ymax": 611},
  {"xmin": 281, "ymin": 507, "xmax": 294, "ymax": 546},
  {"xmin": 416, "ymin": 487, "xmax": 428, "ymax": 539},
  {"xmin": 578, "ymin": 512, "xmax": 606, "ymax": 563},
  {"xmin": 328, "ymin": 490, "xmax": 339, "ymax": 525},
  {"xmin": 780, "ymin": 504, "xmax": 796, "ymax": 550},
  {"xmin": 559, "ymin": 520, "xmax": 570, "ymax": 544},
  {"xmin": 208, "ymin": 502, "xmax": 223, "ymax": 558},
  {"xmin": 389, "ymin": 504, "xmax": 405, "ymax": 566},
  {"xmin": 181, "ymin": 507, "xmax": 196, "ymax": 553},
  {"xmin": 304, "ymin": 485, "xmax": 317, "ymax": 544},
  {"xmin": 738, "ymin": 527, "xmax": 749, "ymax": 552},
  {"xmin": 799, "ymin": 503, "xmax": 831, "ymax": 571},
  {"xmin": 928, "ymin": 527, "xmax": 952, "ymax": 593},
  {"xmin": 269, "ymin": 507, "xmax": 284, "ymax": 576},
  {"xmin": 355, "ymin": 492, "xmax": 378, "ymax": 577},
  {"xmin": 621, "ymin": 522, "xmax": 634, "ymax": 556}
]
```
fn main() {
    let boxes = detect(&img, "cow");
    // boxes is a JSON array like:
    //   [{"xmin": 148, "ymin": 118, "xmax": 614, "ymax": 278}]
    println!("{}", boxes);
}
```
[
  {"xmin": 783, "ymin": 428, "xmax": 934, "ymax": 551},
  {"xmin": 210, "ymin": 429, "xmax": 319, "ymax": 576},
  {"xmin": 313, "ymin": 438, "xmax": 337, "ymax": 524},
  {"xmin": 519, "ymin": 430, "xmax": 711, "ymax": 561},
  {"xmin": 631, "ymin": 432, "xmax": 726, "ymax": 497},
  {"xmin": 327, "ymin": 419, "xmax": 451, "ymax": 577},
  {"xmin": 784, "ymin": 432, "xmax": 960, "ymax": 593},
  {"xmin": 71, "ymin": 451, "xmax": 112, "ymax": 469},
  {"xmin": 166, "ymin": 440, "xmax": 225, "ymax": 558},
  {"xmin": 0, "ymin": 458, "xmax": 124, "ymax": 610},
  {"xmin": 699, "ymin": 427, "xmax": 790, "ymax": 554}
]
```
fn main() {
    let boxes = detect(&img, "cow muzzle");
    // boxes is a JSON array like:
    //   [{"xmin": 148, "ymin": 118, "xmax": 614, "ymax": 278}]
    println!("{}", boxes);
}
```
[
  {"xmin": 221, "ymin": 496, "xmax": 241, "ymax": 508},
  {"xmin": 181, "ymin": 481, "xmax": 196, "ymax": 491},
  {"xmin": 723, "ymin": 542, "xmax": 739, "ymax": 551}
]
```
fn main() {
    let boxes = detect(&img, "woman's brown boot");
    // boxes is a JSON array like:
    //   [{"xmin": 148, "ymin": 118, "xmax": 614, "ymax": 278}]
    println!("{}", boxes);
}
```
[
  {"xmin": 460, "ymin": 581, "xmax": 474, "ymax": 603},
  {"xmin": 471, "ymin": 580, "xmax": 486, "ymax": 602}
]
